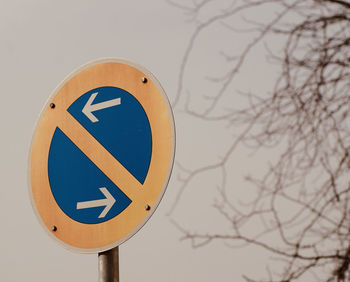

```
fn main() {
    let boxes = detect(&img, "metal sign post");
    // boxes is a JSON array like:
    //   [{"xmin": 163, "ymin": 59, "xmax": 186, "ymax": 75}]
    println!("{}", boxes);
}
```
[{"xmin": 99, "ymin": 247, "xmax": 119, "ymax": 282}]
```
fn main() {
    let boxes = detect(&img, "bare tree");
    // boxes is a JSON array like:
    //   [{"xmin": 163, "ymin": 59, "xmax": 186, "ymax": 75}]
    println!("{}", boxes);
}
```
[{"xmin": 170, "ymin": 0, "xmax": 350, "ymax": 281}]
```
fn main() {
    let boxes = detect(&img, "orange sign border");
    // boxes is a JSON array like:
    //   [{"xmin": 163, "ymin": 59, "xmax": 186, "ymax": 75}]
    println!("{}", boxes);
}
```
[{"xmin": 28, "ymin": 58, "xmax": 175, "ymax": 253}]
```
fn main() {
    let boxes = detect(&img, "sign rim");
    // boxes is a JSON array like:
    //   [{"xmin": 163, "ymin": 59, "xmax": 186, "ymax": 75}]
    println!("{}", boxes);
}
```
[{"xmin": 27, "ymin": 58, "xmax": 176, "ymax": 253}]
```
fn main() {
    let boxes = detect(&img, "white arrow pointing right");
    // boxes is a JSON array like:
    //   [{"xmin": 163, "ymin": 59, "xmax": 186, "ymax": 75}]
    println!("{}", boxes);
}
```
[{"xmin": 76, "ymin": 187, "xmax": 116, "ymax": 218}]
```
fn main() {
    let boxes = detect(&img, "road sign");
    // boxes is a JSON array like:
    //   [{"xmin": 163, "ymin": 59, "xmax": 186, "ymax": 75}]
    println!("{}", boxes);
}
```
[{"xmin": 28, "ymin": 58, "xmax": 175, "ymax": 253}]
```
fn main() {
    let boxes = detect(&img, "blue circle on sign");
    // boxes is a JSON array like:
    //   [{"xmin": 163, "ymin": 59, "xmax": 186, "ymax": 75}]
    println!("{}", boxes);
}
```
[{"xmin": 48, "ymin": 87, "xmax": 152, "ymax": 224}]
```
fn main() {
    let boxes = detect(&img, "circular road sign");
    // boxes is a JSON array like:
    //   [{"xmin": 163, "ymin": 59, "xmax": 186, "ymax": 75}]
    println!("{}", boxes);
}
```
[{"xmin": 28, "ymin": 58, "xmax": 175, "ymax": 253}]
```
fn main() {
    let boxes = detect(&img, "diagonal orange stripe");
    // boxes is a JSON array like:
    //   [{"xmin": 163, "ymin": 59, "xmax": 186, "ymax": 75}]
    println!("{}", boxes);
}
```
[{"xmin": 56, "ymin": 113, "xmax": 142, "ymax": 200}]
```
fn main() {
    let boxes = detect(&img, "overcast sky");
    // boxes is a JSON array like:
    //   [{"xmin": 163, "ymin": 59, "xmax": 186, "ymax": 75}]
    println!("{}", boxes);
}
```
[{"xmin": 0, "ymin": 1, "xmax": 273, "ymax": 281}]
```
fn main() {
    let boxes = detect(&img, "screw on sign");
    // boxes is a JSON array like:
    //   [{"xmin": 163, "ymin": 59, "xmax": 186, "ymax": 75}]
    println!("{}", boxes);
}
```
[{"xmin": 28, "ymin": 59, "xmax": 175, "ymax": 253}]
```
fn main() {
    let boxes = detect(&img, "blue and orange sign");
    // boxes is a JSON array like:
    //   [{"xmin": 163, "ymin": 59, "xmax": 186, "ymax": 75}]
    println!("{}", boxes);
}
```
[{"xmin": 28, "ymin": 59, "xmax": 175, "ymax": 253}]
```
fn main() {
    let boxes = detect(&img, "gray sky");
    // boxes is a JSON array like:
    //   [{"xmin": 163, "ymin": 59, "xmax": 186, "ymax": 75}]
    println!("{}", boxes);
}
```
[{"xmin": 0, "ymin": 1, "xmax": 271, "ymax": 281}]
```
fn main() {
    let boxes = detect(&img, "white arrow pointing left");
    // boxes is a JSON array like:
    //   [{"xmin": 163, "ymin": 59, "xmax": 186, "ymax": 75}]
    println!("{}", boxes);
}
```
[
  {"xmin": 82, "ymin": 92, "xmax": 121, "ymax": 123},
  {"xmin": 76, "ymin": 187, "xmax": 116, "ymax": 218}
]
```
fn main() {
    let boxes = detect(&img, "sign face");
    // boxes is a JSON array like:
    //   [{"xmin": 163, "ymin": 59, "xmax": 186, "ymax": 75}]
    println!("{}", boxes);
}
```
[{"xmin": 28, "ymin": 59, "xmax": 175, "ymax": 253}]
